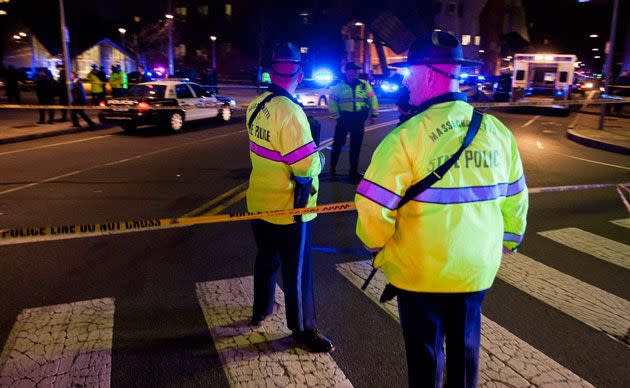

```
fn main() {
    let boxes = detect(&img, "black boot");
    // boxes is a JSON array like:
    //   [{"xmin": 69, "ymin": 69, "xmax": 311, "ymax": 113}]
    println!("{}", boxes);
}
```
[{"xmin": 293, "ymin": 330, "xmax": 334, "ymax": 353}]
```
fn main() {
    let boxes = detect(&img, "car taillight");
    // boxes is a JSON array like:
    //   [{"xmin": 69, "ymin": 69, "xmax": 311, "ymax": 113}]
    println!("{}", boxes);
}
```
[
  {"xmin": 137, "ymin": 102, "xmax": 150, "ymax": 111},
  {"xmin": 99, "ymin": 101, "xmax": 106, "ymax": 107}
]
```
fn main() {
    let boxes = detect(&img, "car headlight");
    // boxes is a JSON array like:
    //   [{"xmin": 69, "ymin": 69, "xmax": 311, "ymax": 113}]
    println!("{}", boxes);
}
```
[
  {"xmin": 381, "ymin": 82, "xmax": 399, "ymax": 93},
  {"xmin": 584, "ymin": 82, "xmax": 593, "ymax": 89}
]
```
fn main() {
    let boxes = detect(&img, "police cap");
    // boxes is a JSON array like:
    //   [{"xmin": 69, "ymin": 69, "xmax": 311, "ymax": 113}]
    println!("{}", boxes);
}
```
[
  {"xmin": 271, "ymin": 42, "xmax": 301, "ymax": 64},
  {"xmin": 391, "ymin": 31, "xmax": 482, "ymax": 67}
]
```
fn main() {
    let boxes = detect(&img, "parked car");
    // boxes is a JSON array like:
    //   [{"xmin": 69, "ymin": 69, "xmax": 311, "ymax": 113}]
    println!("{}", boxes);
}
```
[
  {"xmin": 493, "ymin": 73, "xmax": 512, "ymax": 102},
  {"xmin": 295, "ymin": 79, "xmax": 337, "ymax": 107},
  {"xmin": 98, "ymin": 80, "xmax": 232, "ymax": 132}
]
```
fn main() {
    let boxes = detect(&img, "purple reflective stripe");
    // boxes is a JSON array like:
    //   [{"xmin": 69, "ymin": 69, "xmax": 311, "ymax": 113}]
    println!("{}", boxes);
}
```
[
  {"xmin": 357, "ymin": 179, "xmax": 402, "ymax": 210},
  {"xmin": 283, "ymin": 141, "xmax": 317, "ymax": 165},
  {"xmin": 249, "ymin": 141, "xmax": 283, "ymax": 162},
  {"xmin": 413, "ymin": 183, "xmax": 509, "ymax": 204},
  {"xmin": 506, "ymin": 175, "xmax": 527, "ymax": 196},
  {"xmin": 504, "ymin": 232, "xmax": 523, "ymax": 243}
]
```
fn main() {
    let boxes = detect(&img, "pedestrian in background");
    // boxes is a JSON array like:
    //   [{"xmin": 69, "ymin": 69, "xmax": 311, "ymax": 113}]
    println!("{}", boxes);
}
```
[
  {"xmin": 4, "ymin": 65, "xmax": 22, "ymax": 103},
  {"xmin": 245, "ymin": 42, "xmax": 332, "ymax": 353},
  {"xmin": 35, "ymin": 68, "xmax": 55, "ymax": 124},
  {"xmin": 109, "ymin": 64, "xmax": 128, "ymax": 98},
  {"xmin": 355, "ymin": 32, "xmax": 528, "ymax": 387},
  {"xmin": 87, "ymin": 64, "xmax": 105, "ymax": 104},
  {"xmin": 56, "ymin": 63, "xmax": 68, "ymax": 122},
  {"xmin": 70, "ymin": 71, "xmax": 96, "ymax": 129},
  {"xmin": 328, "ymin": 62, "xmax": 379, "ymax": 180}
]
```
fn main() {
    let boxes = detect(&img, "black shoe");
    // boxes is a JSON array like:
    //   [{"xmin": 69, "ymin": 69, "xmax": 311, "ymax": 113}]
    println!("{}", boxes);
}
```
[
  {"xmin": 250, "ymin": 314, "xmax": 267, "ymax": 327},
  {"xmin": 293, "ymin": 330, "xmax": 334, "ymax": 353}
]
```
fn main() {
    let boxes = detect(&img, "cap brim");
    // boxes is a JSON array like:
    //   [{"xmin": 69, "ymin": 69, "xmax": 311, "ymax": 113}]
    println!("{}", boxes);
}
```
[{"xmin": 390, "ymin": 58, "xmax": 483, "ymax": 68}]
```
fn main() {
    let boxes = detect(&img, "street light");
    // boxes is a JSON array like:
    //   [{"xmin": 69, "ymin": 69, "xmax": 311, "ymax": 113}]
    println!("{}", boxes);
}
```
[
  {"xmin": 589, "ymin": 34, "xmax": 598, "ymax": 38},
  {"xmin": 165, "ymin": 14, "xmax": 174, "ymax": 76},
  {"xmin": 592, "ymin": 48, "xmax": 599, "ymax": 51},
  {"xmin": 354, "ymin": 21, "xmax": 363, "ymax": 26},
  {"xmin": 118, "ymin": 28, "xmax": 126, "ymax": 48},
  {"xmin": 366, "ymin": 38, "xmax": 373, "ymax": 44},
  {"xmin": 12, "ymin": 34, "xmax": 20, "ymax": 40},
  {"xmin": 18, "ymin": 32, "xmax": 27, "ymax": 37},
  {"xmin": 210, "ymin": 35, "xmax": 217, "ymax": 69}
]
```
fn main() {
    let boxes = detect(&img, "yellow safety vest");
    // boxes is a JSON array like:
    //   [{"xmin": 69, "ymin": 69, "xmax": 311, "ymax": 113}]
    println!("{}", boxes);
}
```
[
  {"xmin": 329, "ymin": 79, "xmax": 379, "ymax": 118},
  {"xmin": 87, "ymin": 71, "xmax": 104, "ymax": 93},
  {"xmin": 246, "ymin": 85, "xmax": 323, "ymax": 225},
  {"xmin": 355, "ymin": 93, "xmax": 528, "ymax": 293},
  {"xmin": 110, "ymin": 71, "xmax": 128, "ymax": 89}
]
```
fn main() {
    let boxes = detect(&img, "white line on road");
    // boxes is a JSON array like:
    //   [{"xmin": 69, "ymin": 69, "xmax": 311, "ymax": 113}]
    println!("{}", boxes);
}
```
[
  {"xmin": 522, "ymin": 115, "xmax": 540, "ymax": 127},
  {"xmin": 0, "ymin": 130, "xmax": 246, "ymax": 197},
  {"xmin": 538, "ymin": 227, "xmax": 630, "ymax": 270},
  {"xmin": 0, "ymin": 135, "xmax": 113, "ymax": 157},
  {"xmin": 556, "ymin": 154, "xmax": 630, "ymax": 171},
  {"xmin": 195, "ymin": 276, "xmax": 353, "ymax": 387},
  {"xmin": 336, "ymin": 261, "xmax": 593, "ymax": 387},
  {"xmin": 499, "ymin": 251, "xmax": 630, "ymax": 341},
  {"xmin": 0, "ymin": 298, "xmax": 115, "ymax": 387},
  {"xmin": 610, "ymin": 218, "xmax": 630, "ymax": 229},
  {"xmin": 536, "ymin": 141, "xmax": 544, "ymax": 150}
]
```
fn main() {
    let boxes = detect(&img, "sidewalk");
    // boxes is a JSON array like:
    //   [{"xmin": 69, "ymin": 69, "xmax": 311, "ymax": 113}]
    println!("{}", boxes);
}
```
[
  {"xmin": 0, "ymin": 111, "xmax": 104, "ymax": 145},
  {"xmin": 566, "ymin": 112, "xmax": 630, "ymax": 155}
]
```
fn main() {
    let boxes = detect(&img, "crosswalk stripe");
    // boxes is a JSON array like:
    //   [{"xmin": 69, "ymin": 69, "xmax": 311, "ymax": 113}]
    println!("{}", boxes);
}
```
[
  {"xmin": 610, "ymin": 218, "xmax": 630, "ymax": 229},
  {"xmin": 336, "ymin": 261, "xmax": 593, "ymax": 387},
  {"xmin": 538, "ymin": 227, "xmax": 630, "ymax": 270},
  {"xmin": 499, "ymin": 252, "xmax": 630, "ymax": 342},
  {"xmin": 195, "ymin": 276, "xmax": 353, "ymax": 387},
  {"xmin": 0, "ymin": 298, "xmax": 115, "ymax": 387}
]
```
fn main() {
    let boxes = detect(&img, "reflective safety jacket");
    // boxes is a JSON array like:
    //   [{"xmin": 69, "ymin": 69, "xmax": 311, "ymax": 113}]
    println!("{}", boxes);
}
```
[
  {"xmin": 355, "ymin": 92, "xmax": 528, "ymax": 293},
  {"xmin": 246, "ymin": 84, "xmax": 323, "ymax": 225},
  {"xmin": 87, "ymin": 71, "xmax": 104, "ymax": 93},
  {"xmin": 329, "ymin": 79, "xmax": 379, "ymax": 118},
  {"xmin": 110, "ymin": 71, "xmax": 128, "ymax": 89}
]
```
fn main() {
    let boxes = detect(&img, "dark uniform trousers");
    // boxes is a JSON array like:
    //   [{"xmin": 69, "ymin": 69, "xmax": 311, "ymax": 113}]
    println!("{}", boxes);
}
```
[
  {"xmin": 331, "ymin": 110, "xmax": 369, "ymax": 174},
  {"xmin": 251, "ymin": 219, "xmax": 316, "ymax": 332},
  {"xmin": 397, "ymin": 289, "xmax": 487, "ymax": 388}
]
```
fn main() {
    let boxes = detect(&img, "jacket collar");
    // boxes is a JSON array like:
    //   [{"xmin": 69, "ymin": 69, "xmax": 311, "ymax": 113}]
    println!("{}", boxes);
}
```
[
  {"xmin": 410, "ymin": 92, "xmax": 468, "ymax": 116},
  {"xmin": 268, "ymin": 83, "xmax": 299, "ymax": 105}
]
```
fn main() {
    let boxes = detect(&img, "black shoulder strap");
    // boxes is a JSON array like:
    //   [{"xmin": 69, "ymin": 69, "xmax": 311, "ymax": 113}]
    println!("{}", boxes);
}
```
[
  {"xmin": 397, "ymin": 109, "xmax": 483, "ymax": 209},
  {"xmin": 247, "ymin": 93, "xmax": 279, "ymax": 130}
]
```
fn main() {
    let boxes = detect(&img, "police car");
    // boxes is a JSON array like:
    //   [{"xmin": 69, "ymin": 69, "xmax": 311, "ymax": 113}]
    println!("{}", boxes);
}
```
[{"xmin": 98, "ymin": 80, "xmax": 233, "ymax": 132}]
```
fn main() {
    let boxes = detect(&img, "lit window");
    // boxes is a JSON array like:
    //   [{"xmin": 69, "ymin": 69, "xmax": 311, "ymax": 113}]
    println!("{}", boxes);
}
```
[
  {"xmin": 133, "ymin": 16, "xmax": 141, "ymax": 23},
  {"xmin": 198, "ymin": 6, "xmax": 208, "ymax": 15},
  {"xmin": 300, "ymin": 47, "xmax": 309, "ymax": 54},
  {"xmin": 176, "ymin": 7, "xmax": 187, "ymax": 16},
  {"xmin": 462, "ymin": 35, "xmax": 471, "ymax": 46},
  {"xmin": 225, "ymin": 3, "xmax": 232, "ymax": 17},
  {"xmin": 474, "ymin": 36, "xmax": 480, "ymax": 46}
]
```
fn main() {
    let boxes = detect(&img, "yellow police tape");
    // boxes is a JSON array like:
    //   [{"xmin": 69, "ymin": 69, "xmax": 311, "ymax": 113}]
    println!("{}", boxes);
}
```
[
  {"xmin": 1, "ymin": 183, "xmax": 628, "ymax": 246},
  {"xmin": 0, "ymin": 97, "xmax": 628, "ymax": 111}
]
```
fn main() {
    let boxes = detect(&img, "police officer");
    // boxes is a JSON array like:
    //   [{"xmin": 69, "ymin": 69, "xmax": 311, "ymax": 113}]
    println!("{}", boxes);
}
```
[
  {"xmin": 109, "ymin": 65, "xmax": 128, "ymax": 98},
  {"xmin": 246, "ymin": 42, "xmax": 333, "ymax": 353},
  {"xmin": 87, "ymin": 64, "xmax": 105, "ymax": 104},
  {"xmin": 328, "ymin": 62, "xmax": 379, "ymax": 179},
  {"xmin": 355, "ymin": 32, "xmax": 528, "ymax": 387}
]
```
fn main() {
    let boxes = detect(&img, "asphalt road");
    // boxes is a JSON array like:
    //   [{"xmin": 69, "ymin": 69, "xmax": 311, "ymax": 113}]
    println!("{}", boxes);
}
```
[{"xmin": 0, "ymin": 107, "xmax": 629, "ymax": 387}]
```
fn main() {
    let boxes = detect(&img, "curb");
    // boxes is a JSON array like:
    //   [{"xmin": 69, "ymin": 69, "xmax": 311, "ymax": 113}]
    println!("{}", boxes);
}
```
[
  {"xmin": 0, "ymin": 125, "xmax": 107, "ymax": 145},
  {"xmin": 574, "ymin": 109, "xmax": 630, "ymax": 119},
  {"xmin": 566, "ymin": 129, "xmax": 630, "ymax": 155}
]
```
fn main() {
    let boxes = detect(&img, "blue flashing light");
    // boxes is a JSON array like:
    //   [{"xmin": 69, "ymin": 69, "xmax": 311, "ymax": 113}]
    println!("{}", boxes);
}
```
[
  {"xmin": 146, "ymin": 71, "xmax": 153, "ymax": 77},
  {"xmin": 460, "ymin": 73, "xmax": 469, "ymax": 79},
  {"xmin": 400, "ymin": 68, "xmax": 410, "ymax": 77},
  {"xmin": 478, "ymin": 75, "xmax": 486, "ymax": 81},
  {"xmin": 381, "ymin": 82, "xmax": 399, "ymax": 93},
  {"xmin": 313, "ymin": 68, "xmax": 334, "ymax": 85}
]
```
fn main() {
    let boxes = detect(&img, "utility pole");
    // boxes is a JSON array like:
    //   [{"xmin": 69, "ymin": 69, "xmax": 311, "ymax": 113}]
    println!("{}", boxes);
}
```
[
  {"xmin": 599, "ymin": 0, "xmax": 619, "ymax": 130},
  {"xmin": 59, "ymin": 0, "xmax": 72, "ymax": 105},
  {"xmin": 166, "ymin": 0, "xmax": 174, "ymax": 77}
]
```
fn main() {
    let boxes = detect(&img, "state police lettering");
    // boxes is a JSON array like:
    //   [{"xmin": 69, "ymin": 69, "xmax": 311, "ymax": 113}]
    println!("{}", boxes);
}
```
[{"xmin": 429, "ymin": 149, "xmax": 501, "ymax": 170}]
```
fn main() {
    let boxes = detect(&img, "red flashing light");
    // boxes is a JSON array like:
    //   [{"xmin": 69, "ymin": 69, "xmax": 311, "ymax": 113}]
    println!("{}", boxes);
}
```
[
  {"xmin": 99, "ymin": 101, "xmax": 106, "ymax": 107},
  {"xmin": 137, "ymin": 102, "xmax": 151, "ymax": 111}
]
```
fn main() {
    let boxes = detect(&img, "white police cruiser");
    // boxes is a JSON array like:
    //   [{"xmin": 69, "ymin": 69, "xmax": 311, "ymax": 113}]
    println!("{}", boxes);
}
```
[{"xmin": 98, "ymin": 80, "xmax": 233, "ymax": 132}]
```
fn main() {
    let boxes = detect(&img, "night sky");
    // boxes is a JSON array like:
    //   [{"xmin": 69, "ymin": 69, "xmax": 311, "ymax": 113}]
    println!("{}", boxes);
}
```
[{"xmin": 2, "ymin": 0, "xmax": 627, "ymax": 66}]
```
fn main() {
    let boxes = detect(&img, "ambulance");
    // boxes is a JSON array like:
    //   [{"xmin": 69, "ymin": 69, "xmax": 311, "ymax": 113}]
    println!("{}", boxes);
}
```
[{"xmin": 511, "ymin": 53, "xmax": 577, "ymax": 108}]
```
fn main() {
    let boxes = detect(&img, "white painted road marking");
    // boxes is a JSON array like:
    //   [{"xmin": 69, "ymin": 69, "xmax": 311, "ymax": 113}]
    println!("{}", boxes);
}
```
[
  {"xmin": 536, "ymin": 141, "xmax": 544, "ymax": 149},
  {"xmin": 556, "ymin": 154, "xmax": 630, "ymax": 171},
  {"xmin": 0, "ymin": 298, "xmax": 114, "ymax": 387},
  {"xmin": 0, "ymin": 130, "xmax": 246, "ymax": 197},
  {"xmin": 522, "ymin": 115, "xmax": 540, "ymax": 127},
  {"xmin": 499, "ymin": 252, "xmax": 630, "ymax": 341},
  {"xmin": 0, "ymin": 135, "xmax": 113, "ymax": 157},
  {"xmin": 538, "ymin": 227, "xmax": 630, "ymax": 270},
  {"xmin": 610, "ymin": 218, "xmax": 630, "ymax": 229},
  {"xmin": 336, "ymin": 261, "xmax": 593, "ymax": 387},
  {"xmin": 196, "ymin": 276, "xmax": 353, "ymax": 387}
]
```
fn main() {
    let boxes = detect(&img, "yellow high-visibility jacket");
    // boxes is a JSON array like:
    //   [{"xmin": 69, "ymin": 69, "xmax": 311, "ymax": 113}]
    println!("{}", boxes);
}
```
[
  {"xmin": 355, "ymin": 93, "xmax": 528, "ymax": 293},
  {"xmin": 329, "ymin": 79, "xmax": 379, "ymax": 118},
  {"xmin": 110, "ymin": 71, "xmax": 128, "ymax": 89},
  {"xmin": 87, "ymin": 71, "xmax": 104, "ymax": 93},
  {"xmin": 246, "ymin": 84, "xmax": 323, "ymax": 225}
]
